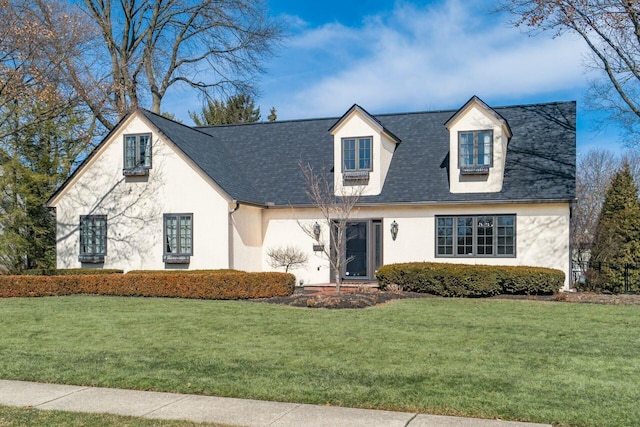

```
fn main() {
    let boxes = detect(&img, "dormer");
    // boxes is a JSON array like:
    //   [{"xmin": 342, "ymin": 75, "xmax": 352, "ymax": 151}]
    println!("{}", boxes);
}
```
[
  {"xmin": 329, "ymin": 104, "xmax": 401, "ymax": 196},
  {"xmin": 445, "ymin": 96, "xmax": 512, "ymax": 194}
]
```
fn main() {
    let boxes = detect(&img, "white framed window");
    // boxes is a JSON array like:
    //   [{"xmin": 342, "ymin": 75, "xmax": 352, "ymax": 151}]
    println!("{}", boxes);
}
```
[{"xmin": 124, "ymin": 133, "xmax": 151, "ymax": 174}]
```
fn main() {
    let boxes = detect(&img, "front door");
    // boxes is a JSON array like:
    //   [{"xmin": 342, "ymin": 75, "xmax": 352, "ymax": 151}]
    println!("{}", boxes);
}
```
[
  {"xmin": 345, "ymin": 222, "xmax": 368, "ymax": 278},
  {"xmin": 340, "ymin": 220, "xmax": 382, "ymax": 281}
]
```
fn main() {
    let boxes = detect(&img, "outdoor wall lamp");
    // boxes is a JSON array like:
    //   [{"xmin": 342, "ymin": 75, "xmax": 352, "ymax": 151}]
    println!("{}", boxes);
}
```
[
  {"xmin": 313, "ymin": 221, "xmax": 321, "ymax": 241},
  {"xmin": 390, "ymin": 220, "xmax": 399, "ymax": 241}
]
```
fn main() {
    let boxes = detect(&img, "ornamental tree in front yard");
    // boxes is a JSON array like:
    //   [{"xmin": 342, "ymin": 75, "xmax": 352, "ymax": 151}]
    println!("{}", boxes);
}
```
[{"xmin": 298, "ymin": 161, "xmax": 365, "ymax": 294}]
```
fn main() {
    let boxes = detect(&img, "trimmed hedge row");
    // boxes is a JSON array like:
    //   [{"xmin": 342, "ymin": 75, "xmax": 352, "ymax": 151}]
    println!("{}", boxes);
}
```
[
  {"xmin": 127, "ymin": 269, "xmax": 241, "ymax": 274},
  {"xmin": 376, "ymin": 262, "xmax": 564, "ymax": 297},
  {"xmin": 19, "ymin": 268, "xmax": 124, "ymax": 276},
  {"xmin": 0, "ymin": 272, "xmax": 295, "ymax": 299}
]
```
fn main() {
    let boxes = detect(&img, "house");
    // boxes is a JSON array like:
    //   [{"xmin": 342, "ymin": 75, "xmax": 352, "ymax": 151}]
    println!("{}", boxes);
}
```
[{"xmin": 46, "ymin": 96, "xmax": 576, "ymax": 289}]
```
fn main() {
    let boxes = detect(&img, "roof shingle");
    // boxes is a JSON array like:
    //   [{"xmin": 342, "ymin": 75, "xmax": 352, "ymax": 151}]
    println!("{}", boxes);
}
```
[
  {"xmin": 187, "ymin": 100, "xmax": 575, "ymax": 206},
  {"xmin": 52, "ymin": 100, "xmax": 574, "ymax": 208}
]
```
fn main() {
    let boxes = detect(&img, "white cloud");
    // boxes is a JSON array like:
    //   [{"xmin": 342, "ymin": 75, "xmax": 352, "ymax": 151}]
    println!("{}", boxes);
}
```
[{"xmin": 260, "ymin": 0, "xmax": 591, "ymax": 119}]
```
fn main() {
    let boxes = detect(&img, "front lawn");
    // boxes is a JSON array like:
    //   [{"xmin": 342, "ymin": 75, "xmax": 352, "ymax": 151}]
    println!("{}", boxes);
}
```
[
  {"xmin": 1, "ymin": 296, "xmax": 639, "ymax": 427},
  {"xmin": 0, "ymin": 404, "xmax": 226, "ymax": 427}
]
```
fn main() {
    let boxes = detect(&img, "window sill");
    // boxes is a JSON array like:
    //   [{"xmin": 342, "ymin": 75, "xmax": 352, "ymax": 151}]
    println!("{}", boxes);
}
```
[
  {"xmin": 78, "ymin": 255, "xmax": 105, "ymax": 263},
  {"xmin": 123, "ymin": 167, "xmax": 150, "ymax": 177},
  {"xmin": 435, "ymin": 254, "xmax": 516, "ymax": 259},
  {"xmin": 163, "ymin": 254, "xmax": 191, "ymax": 264},
  {"xmin": 460, "ymin": 166, "xmax": 489, "ymax": 175},
  {"xmin": 343, "ymin": 170, "xmax": 370, "ymax": 185}
]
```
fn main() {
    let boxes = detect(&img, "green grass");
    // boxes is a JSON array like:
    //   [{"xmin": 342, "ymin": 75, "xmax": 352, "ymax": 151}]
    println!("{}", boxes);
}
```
[
  {"xmin": 1, "ymin": 296, "xmax": 639, "ymax": 427},
  {"xmin": 0, "ymin": 404, "xmax": 227, "ymax": 427}
]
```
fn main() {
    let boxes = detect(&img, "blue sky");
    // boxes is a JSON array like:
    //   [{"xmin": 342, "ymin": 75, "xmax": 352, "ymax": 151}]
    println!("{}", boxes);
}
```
[{"xmin": 167, "ymin": 0, "xmax": 624, "ymax": 154}]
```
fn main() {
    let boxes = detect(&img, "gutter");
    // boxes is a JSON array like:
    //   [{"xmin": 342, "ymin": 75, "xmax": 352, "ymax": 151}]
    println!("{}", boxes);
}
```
[{"xmin": 269, "ymin": 198, "xmax": 575, "ymax": 209}]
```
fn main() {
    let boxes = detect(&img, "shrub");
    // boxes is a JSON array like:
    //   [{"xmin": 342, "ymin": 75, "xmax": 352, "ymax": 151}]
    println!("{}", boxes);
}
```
[
  {"xmin": 499, "ymin": 266, "xmax": 563, "ymax": 295},
  {"xmin": 127, "ymin": 269, "xmax": 241, "ymax": 274},
  {"xmin": 583, "ymin": 263, "xmax": 638, "ymax": 294},
  {"xmin": 376, "ymin": 262, "xmax": 564, "ymax": 297},
  {"xmin": 18, "ymin": 268, "xmax": 124, "ymax": 276},
  {"xmin": 0, "ymin": 271, "xmax": 295, "ymax": 299}
]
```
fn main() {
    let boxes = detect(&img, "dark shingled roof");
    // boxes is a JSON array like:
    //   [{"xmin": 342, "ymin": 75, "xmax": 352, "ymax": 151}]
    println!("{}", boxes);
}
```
[
  {"xmin": 179, "ymin": 100, "xmax": 575, "ymax": 206},
  {"xmin": 51, "ymin": 101, "xmax": 574, "ymax": 208},
  {"xmin": 140, "ymin": 110, "xmax": 262, "ymax": 203}
]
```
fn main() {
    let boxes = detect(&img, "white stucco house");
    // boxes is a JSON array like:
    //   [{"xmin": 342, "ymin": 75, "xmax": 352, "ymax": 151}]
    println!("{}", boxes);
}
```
[{"xmin": 47, "ymin": 96, "xmax": 576, "ymax": 289}]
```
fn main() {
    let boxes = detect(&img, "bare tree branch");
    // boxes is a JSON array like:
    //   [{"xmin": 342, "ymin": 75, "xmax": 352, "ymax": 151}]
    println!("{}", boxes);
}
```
[
  {"xmin": 501, "ymin": 0, "xmax": 640, "ymax": 141},
  {"xmin": 29, "ymin": 0, "xmax": 282, "ymax": 129},
  {"xmin": 298, "ymin": 161, "xmax": 365, "ymax": 294},
  {"xmin": 267, "ymin": 246, "xmax": 308, "ymax": 273}
]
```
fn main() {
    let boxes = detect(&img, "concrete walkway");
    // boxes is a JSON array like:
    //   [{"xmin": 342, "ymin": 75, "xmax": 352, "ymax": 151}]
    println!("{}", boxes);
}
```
[{"xmin": 0, "ymin": 380, "xmax": 551, "ymax": 427}]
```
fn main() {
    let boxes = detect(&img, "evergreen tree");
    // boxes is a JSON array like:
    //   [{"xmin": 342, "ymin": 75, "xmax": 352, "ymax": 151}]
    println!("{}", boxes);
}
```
[
  {"xmin": 189, "ymin": 94, "xmax": 261, "ymax": 126},
  {"xmin": 587, "ymin": 163, "xmax": 640, "ymax": 292},
  {"xmin": 268, "ymin": 107, "xmax": 277, "ymax": 122},
  {"xmin": 0, "ymin": 100, "xmax": 88, "ymax": 273}
]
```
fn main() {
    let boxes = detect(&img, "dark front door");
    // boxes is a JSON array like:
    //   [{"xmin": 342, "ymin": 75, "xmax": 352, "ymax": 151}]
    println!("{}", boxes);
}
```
[
  {"xmin": 331, "ymin": 219, "xmax": 383, "ymax": 283},
  {"xmin": 345, "ymin": 222, "xmax": 368, "ymax": 278}
]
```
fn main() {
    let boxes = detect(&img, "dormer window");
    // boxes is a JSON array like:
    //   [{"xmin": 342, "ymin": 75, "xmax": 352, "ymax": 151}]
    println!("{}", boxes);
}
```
[
  {"xmin": 124, "ymin": 133, "xmax": 151, "ymax": 176},
  {"xmin": 343, "ymin": 137, "xmax": 372, "ymax": 171},
  {"xmin": 330, "ymin": 105, "xmax": 401, "ymax": 195},
  {"xmin": 459, "ymin": 130, "xmax": 492, "ymax": 174}
]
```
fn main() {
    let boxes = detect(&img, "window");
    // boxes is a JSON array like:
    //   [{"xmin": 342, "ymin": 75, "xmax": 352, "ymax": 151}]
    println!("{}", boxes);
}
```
[
  {"xmin": 343, "ymin": 137, "xmax": 372, "ymax": 171},
  {"xmin": 163, "ymin": 214, "xmax": 193, "ymax": 263},
  {"xmin": 79, "ymin": 215, "xmax": 107, "ymax": 262},
  {"xmin": 124, "ymin": 133, "xmax": 151, "ymax": 175},
  {"xmin": 459, "ymin": 130, "xmax": 492, "ymax": 173},
  {"xmin": 436, "ymin": 215, "xmax": 515, "ymax": 257}
]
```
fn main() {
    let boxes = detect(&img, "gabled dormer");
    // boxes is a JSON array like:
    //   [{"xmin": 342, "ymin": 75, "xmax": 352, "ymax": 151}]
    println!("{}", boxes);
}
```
[
  {"xmin": 445, "ymin": 96, "xmax": 512, "ymax": 194},
  {"xmin": 329, "ymin": 104, "xmax": 401, "ymax": 196}
]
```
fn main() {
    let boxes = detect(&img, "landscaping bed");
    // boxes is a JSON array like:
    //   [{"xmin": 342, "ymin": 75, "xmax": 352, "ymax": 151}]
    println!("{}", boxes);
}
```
[
  {"xmin": 260, "ymin": 290, "xmax": 433, "ymax": 308},
  {"xmin": 558, "ymin": 291, "xmax": 640, "ymax": 305},
  {"xmin": 260, "ymin": 289, "xmax": 640, "ymax": 308}
]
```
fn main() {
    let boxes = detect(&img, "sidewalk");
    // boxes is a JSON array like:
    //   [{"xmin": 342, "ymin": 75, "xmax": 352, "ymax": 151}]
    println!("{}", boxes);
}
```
[{"xmin": 0, "ymin": 379, "xmax": 551, "ymax": 427}]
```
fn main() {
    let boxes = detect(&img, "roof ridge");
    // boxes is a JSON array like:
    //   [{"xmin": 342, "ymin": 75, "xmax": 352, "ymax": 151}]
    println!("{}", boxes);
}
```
[
  {"xmin": 140, "ymin": 108, "xmax": 264, "ymax": 204},
  {"xmin": 138, "ymin": 108, "xmax": 218, "ymax": 139},
  {"xmin": 194, "ymin": 115, "xmax": 340, "ymax": 129},
  {"xmin": 193, "ymin": 100, "xmax": 576, "ymax": 127}
]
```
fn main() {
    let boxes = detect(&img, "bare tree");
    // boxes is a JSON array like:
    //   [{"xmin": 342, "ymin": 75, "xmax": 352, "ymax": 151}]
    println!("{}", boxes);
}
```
[
  {"xmin": 0, "ymin": 1, "xmax": 90, "ymax": 140},
  {"xmin": 266, "ymin": 246, "xmax": 308, "ymax": 273},
  {"xmin": 572, "ymin": 148, "xmax": 618, "ymax": 276},
  {"xmin": 298, "ymin": 161, "xmax": 365, "ymax": 294},
  {"xmin": 0, "ymin": 0, "xmax": 96, "ymax": 271},
  {"xmin": 35, "ymin": 0, "xmax": 282, "ymax": 130},
  {"xmin": 622, "ymin": 148, "xmax": 640, "ymax": 189},
  {"xmin": 501, "ymin": 0, "xmax": 640, "ymax": 138}
]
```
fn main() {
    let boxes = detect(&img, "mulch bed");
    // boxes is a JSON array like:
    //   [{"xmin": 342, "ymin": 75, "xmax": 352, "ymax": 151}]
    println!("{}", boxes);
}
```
[
  {"xmin": 259, "ymin": 289, "xmax": 640, "ymax": 309},
  {"xmin": 555, "ymin": 292, "xmax": 640, "ymax": 305},
  {"xmin": 260, "ymin": 290, "xmax": 432, "ymax": 309}
]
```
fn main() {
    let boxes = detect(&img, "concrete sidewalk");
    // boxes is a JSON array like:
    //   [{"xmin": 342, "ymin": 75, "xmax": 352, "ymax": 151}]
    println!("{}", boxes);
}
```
[{"xmin": 0, "ymin": 379, "xmax": 551, "ymax": 427}]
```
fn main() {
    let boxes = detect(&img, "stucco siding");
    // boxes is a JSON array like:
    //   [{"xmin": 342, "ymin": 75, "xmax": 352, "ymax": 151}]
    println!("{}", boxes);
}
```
[
  {"xmin": 261, "ymin": 202, "xmax": 571, "ymax": 289},
  {"xmin": 54, "ymin": 115, "xmax": 231, "ymax": 271},
  {"xmin": 231, "ymin": 204, "xmax": 263, "ymax": 272},
  {"xmin": 262, "ymin": 208, "xmax": 331, "ymax": 285}
]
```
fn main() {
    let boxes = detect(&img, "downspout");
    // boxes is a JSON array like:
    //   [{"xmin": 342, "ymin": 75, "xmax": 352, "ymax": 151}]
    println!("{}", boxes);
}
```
[
  {"xmin": 568, "ymin": 199, "xmax": 575, "ymax": 291},
  {"xmin": 228, "ymin": 200, "xmax": 240, "ymax": 270}
]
